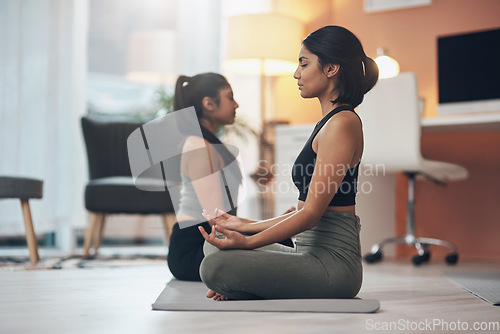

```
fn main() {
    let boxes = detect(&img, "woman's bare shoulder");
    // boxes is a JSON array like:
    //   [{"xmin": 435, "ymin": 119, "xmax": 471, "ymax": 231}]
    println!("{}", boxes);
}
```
[
  {"xmin": 320, "ymin": 110, "xmax": 361, "ymax": 140},
  {"xmin": 183, "ymin": 135, "xmax": 209, "ymax": 150},
  {"xmin": 182, "ymin": 135, "xmax": 223, "ymax": 169}
]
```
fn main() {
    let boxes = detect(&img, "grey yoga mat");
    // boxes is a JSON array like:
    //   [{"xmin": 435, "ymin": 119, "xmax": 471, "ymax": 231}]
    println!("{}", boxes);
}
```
[
  {"xmin": 152, "ymin": 279, "xmax": 380, "ymax": 313},
  {"xmin": 445, "ymin": 271, "xmax": 500, "ymax": 306}
]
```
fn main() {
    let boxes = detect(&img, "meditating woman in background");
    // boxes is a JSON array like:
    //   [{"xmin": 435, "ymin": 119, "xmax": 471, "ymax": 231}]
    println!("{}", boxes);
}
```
[
  {"xmin": 199, "ymin": 25, "xmax": 379, "ymax": 300},
  {"xmin": 167, "ymin": 73, "xmax": 294, "ymax": 281},
  {"xmin": 167, "ymin": 73, "xmax": 242, "ymax": 281}
]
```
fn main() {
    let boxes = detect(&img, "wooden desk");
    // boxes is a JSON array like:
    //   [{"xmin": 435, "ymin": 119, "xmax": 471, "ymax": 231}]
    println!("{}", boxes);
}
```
[
  {"xmin": 422, "ymin": 111, "xmax": 500, "ymax": 132},
  {"xmin": 401, "ymin": 112, "xmax": 500, "ymax": 260}
]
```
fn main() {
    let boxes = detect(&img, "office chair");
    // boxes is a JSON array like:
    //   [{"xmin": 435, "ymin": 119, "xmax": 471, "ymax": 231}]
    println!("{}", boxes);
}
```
[
  {"xmin": 81, "ymin": 116, "xmax": 177, "ymax": 257},
  {"xmin": 357, "ymin": 73, "xmax": 468, "ymax": 266}
]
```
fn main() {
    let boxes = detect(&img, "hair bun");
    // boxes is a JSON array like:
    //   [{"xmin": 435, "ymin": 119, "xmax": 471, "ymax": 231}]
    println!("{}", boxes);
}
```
[{"xmin": 362, "ymin": 56, "xmax": 379, "ymax": 94}]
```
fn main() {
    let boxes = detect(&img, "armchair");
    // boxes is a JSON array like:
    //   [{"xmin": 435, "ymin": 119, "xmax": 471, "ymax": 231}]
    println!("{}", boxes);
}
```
[{"xmin": 81, "ymin": 116, "xmax": 176, "ymax": 257}]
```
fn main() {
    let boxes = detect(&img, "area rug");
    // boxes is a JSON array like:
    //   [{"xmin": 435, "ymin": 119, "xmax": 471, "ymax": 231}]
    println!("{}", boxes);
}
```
[
  {"xmin": 152, "ymin": 279, "xmax": 380, "ymax": 313},
  {"xmin": 0, "ymin": 254, "xmax": 166, "ymax": 271},
  {"xmin": 445, "ymin": 271, "xmax": 500, "ymax": 306}
]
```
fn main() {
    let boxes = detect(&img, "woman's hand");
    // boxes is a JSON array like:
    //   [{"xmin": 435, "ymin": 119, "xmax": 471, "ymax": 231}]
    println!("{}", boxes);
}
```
[
  {"xmin": 283, "ymin": 206, "xmax": 297, "ymax": 214},
  {"xmin": 198, "ymin": 224, "xmax": 251, "ymax": 250},
  {"xmin": 202, "ymin": 209, "xmax": 248, "ymax": 233}
]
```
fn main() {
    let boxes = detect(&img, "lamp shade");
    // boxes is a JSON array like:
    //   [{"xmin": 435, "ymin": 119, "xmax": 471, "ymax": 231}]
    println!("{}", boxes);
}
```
[
  {"xmin": 126, "ymin": 30, "xmax": 177, "ymax": 85},
  {"xmin": 223, "ymin": 15, "xmax": 303, "ymax": 76}
]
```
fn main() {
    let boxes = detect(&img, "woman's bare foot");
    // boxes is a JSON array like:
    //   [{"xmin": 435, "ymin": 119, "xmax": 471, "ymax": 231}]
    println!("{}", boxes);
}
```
[
  {"xmin": 206, "ymin": 289, "xmax": 216, "ymax": 298},
  {"xmin": 206, "ymin": 289, "xmax": 229, "ymax": 301}
]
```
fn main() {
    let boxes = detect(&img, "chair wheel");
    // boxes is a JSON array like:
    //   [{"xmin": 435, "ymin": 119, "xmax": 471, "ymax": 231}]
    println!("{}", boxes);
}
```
[
  {"xmin": 364, "ymin": 251, "xmax": 383, "ymax": 264},
  {"xmin": 421, "ymin": 251, "xmax": 431, "ymax": 262},
  {"xmin": 445, "ymin": 253, "xmax": 458, "ymax": 265},
  {"xmin": 412, "ymin": 252, "xmax": 430, "ymax": 266}
]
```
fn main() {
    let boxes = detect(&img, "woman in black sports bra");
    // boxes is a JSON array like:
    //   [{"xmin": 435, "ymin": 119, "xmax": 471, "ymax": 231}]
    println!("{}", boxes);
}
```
[{"xmin": 198, "ymin": 26, "xmax": 379, "ymax": 301}]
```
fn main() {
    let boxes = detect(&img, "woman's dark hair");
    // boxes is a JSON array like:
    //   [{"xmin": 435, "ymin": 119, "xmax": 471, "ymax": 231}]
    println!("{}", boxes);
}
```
[
  {"xmin": 302, "ymin": 25, "xmax": 379, "ymax": 108},
  {"xmin": 174, "ymin": 73, "xmax": 230, "ymax": 118}
]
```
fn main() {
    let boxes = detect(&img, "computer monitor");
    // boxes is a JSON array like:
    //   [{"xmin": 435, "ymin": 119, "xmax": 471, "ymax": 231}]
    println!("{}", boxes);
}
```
[{"xmin": 438, "ymin": 28, "xmax": 500, "ymax": 114}]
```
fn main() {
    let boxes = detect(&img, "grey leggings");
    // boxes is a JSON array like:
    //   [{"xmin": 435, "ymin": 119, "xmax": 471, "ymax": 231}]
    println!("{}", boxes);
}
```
[{"xmin": 199, "ymin": 211, "xmax": 363, "ymax": 300}]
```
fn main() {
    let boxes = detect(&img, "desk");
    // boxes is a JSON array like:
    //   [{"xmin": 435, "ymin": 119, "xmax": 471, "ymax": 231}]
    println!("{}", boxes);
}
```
[
  {"xmin": 422, "ymin": 111, "xmax": 500, "ymax": 132},
  {"xmin": 412, "ymin": 113, "xmax": 500, "ymax": 260}
]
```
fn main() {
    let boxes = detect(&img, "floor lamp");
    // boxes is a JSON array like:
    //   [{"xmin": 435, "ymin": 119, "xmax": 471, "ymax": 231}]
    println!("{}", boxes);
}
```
[{"xmin": 222, "ymin": 14, "xmax": 303, "ymax": 219}]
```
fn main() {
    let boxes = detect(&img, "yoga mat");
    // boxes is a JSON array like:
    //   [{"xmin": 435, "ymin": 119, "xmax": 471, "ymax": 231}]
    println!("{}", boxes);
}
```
[
  {"xmin": 445, "ymin": 271, "xmax": 500, "ymax": 306},
  {"xmin": 152, "ymin": 279, "xmax": 380, "ymax": 313}
]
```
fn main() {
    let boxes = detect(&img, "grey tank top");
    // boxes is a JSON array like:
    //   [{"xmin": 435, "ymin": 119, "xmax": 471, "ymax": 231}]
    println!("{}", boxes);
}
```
[
  {"xmin": 177, "ymin": 172, "xmax": 206, "ymax": 222},
  {"xmin": 177, "ymin": 167, "xmax": 240, "ymax": 222},
  {"xmin": 176, "ymin": 126, "xmax": 241, "ymax": 222}
]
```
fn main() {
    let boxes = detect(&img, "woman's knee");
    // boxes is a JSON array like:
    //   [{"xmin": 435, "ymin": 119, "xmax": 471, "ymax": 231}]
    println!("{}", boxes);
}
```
[
  {"xmin": 202, "ymin": 240, "xmax": 219, "ymax": 256},
  {"xmin": 199, "ymin": 252, "xmax": 226, "ymax": 287}
]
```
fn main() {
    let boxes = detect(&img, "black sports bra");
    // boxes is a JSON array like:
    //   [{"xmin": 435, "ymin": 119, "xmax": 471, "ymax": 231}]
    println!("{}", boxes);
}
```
[{"xmin": 291, "ymin": 105, "xmax": 360, "ymax": 207}]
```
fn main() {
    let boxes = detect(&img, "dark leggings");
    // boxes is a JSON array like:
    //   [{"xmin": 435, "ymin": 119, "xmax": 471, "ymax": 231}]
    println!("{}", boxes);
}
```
[
  {"xmin": 167, "ymin": 221, "xmax": 295, "ymax": 282},
  {"xmin": 167, "ymin": 221, "xmax": 210, "ymax": 281}
]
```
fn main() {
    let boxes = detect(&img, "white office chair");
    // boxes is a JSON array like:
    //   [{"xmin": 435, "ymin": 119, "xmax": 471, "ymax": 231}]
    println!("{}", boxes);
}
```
[{"xmin": 357, "ymin": 72, "xmax": 468, "ymax": 265}]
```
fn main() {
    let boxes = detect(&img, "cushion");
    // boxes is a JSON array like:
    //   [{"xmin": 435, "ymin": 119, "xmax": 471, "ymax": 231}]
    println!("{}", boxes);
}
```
[
  {"xmin": 0, "ymin": 176, "xmax": 43, "ymax": 199},
  {"xmin": 85, "ymin": 176, "xmax": 175, "ymax": 214}
]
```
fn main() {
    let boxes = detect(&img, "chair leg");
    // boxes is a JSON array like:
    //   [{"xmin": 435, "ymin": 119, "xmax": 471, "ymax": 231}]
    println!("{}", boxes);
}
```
[
  {"xmin": 20, "ymin": 199, "xmax": 40, "ymax": 265},
  {"xmin": 83, "ymin": 212, "xmax": 100, "ymax": 258},
  {"xmin": 92, "ymin": 214, "xmax": 106, "ymax": 255},
  {"xmin": 368, "ymin": 236, "xmax": 408, "ymax": 255},
  {"xmin": 364, "ymin": 172, "xmax": 459, "ymax": 265},
  {"xmin": 161, "ymin": 213, "xmax": 176, "ymax": 242}
]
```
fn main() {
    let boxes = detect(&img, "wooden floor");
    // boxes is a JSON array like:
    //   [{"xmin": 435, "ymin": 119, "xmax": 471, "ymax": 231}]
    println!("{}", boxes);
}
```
[{"xmin": 1, "ymin": 257, "xmax": 499, "ymax": 334}]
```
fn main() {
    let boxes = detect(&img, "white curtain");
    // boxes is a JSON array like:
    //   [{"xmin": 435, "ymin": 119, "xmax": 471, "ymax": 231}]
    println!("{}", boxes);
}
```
[
  {"xmin": 0, "ymin": 0, "xmax": 88, "ymax": 249},
  {"xmin": 177, "ymin": 0, "xmax": 222, "ymax": 75}
]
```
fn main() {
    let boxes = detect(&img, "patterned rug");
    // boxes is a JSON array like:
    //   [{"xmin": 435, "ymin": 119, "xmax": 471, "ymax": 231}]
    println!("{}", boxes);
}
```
[{"xmin": 0, "ymin": 254, "xmax": 167, "ymax": 271}]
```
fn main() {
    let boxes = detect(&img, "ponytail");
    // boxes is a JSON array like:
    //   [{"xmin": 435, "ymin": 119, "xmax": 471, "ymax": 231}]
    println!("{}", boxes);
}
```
[
  {"xmin": 173, "ymin": 73, "xmax": 230, "ymax": 119},
  {"xmin": 174, "ymin": 75, "xmax": 192, "ymax": 113}
]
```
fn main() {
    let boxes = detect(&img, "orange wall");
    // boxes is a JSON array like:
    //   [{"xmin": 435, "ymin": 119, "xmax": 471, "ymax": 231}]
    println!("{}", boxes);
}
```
[
  {"xmin": 328, "ymin": 0, "xmax": 500, "ymax": 260},
  {"xmin": 330, "ymin": 0, "xmax": 500, "ymax": 118},
  {"xmin": 395, "ymin": 131, "xmax": 500, "ymax": 260}
]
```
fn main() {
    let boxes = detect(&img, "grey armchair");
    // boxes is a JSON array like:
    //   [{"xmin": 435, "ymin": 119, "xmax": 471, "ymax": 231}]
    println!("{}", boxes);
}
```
[{"xmin": 81, "ymin": 116, "xmax": 176, "ymax": 257}]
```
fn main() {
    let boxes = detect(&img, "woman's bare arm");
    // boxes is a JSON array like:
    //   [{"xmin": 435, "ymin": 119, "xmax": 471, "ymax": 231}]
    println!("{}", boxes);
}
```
[
  {"xmin": 208, "ymin": 209, "xmax": 298, "ymax": 234},
  {"xmin": 181, "ymin": 136, "xmax": 228, "ymax": 216}
]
